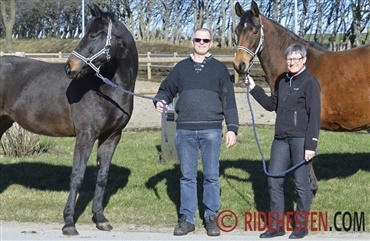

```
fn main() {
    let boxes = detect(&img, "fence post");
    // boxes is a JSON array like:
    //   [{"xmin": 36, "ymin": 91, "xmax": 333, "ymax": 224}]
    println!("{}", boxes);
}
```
[
  {"xmin": 58, "ymin": 52, "xmax": 62, "ymax": 58},
  {"xmin": 15, "ymin": 52, "xmax": 25, "ymax": 57},
  {"xmin": 173, "ymin": 52, "xmax": 178, "ymax": 66},
  {"xmin": 147, "ymin": 52, "xmax": 151, "ymax": 80},
  {"xmin": 233, "ymin": 53, "xmax": 239, "ymax": 83},
  {"xmin": 234, "ymin": 70, "xmax": 239, "ymax": 83}
]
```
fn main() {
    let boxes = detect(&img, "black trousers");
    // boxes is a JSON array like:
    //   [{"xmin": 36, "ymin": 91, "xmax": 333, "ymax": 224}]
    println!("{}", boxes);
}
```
[{"xmin": 268, "ymin": 137, "xmax": 312, "ymax": 229}]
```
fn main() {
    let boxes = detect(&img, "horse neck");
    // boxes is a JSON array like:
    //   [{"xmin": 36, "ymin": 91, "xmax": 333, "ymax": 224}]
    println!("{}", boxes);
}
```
[
  {"xmin": 258, "ymin": 16, "xmax": 321, "ymax": 91},
  {"xmin": 104, "ymin": 58, "xmax": 136, "ymax": 91}
]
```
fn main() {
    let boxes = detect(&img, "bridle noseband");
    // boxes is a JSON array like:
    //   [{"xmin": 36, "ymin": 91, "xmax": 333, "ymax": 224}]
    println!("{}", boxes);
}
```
[
  {"xmin": 237, "ymin": 18, "xmax": 264, "ymax": 73},
  {"xmin": 71, "ymin": 19, "xmax": 113, "ymax": 80}
]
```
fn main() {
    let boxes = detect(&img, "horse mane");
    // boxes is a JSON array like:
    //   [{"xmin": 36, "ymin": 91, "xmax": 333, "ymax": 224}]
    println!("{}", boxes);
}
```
[
  {"xmin": 264, "ymin": 15, "xmax": 328, "ymax": 52},
  {"xmin": 309, "ymin": 41, "xmax": 329, "ymax": 51}
]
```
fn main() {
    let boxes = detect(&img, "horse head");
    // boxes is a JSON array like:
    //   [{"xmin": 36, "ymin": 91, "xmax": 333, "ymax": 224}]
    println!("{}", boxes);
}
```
[
  {"xmin": 65, "ymin": 4, "xmax": 117, "ymax": 80},
  {"xmin": 233, "ymin": 1, "xmax": 264, "ymax": 74}
]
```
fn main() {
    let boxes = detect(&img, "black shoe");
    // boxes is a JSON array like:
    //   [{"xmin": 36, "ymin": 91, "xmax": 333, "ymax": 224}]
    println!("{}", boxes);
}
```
[
  {"xmin": 289, "ymin": 228, "xmax": 308, "ymax": 239},
  {"xmin": 205, "ymin": 215, "xmax": 220, "ymax": 236},
  {"xmin": 173, "ymin": 215, "xmax": 195, "ymax": 236},
  {"xmin": 259, "ymin": 227, "xmax": 285, "ymax": 238}
]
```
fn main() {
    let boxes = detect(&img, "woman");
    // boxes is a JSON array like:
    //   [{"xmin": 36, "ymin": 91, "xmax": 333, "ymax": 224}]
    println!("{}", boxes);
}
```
[{"xmin": 246, "ymin": 44, "xmax": 321, "ymax": 239}]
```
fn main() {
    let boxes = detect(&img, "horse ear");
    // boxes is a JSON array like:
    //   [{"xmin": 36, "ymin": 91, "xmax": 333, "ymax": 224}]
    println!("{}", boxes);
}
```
[
  {"xmin": 88, "ymin": 4, "xmax": 103, "ymax": 18},
  {"xmin": 235, "ymin": 2, "xmax": 245, "ymax": 17},
  {"xmin": 251, "ymin": 1, "xmax": 260, "ymax": 17}
]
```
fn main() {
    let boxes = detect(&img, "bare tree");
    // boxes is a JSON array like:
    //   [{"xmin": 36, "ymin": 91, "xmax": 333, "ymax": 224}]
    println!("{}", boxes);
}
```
[
  {"xmin": 220, "ymin": 0, "xmax": 226, "ymax": 47},
  {"xmin": 0, "ymin": 0, "xmax": 369, "ymax": 49},
  {"xmin": 299, "ymin": 0, "xmax": 310, "ymax": 38},
  {"xmin": 1, "ymin": 0, "xmax": 15, "ymax": 52},
  {"xmin": 313, "ymin": 0, "xmax": 324, "ymax": 43},
  {"xmin": 228, "ymin": 0, "xmax": 235, "ymax": 48},
  {"xmin": 349, "ymin": 0, "xmax": 367, "ymax": 47}
]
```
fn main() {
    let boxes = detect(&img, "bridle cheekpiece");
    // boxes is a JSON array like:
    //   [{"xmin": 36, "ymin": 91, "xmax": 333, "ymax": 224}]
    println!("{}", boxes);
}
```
[
  {"xmin": 71, "ymin": 18, "xmax": 113, "ymax": 80},
  {"xmin": 237, "ymin": 18, "xmax": 264, "ymax": 73}
]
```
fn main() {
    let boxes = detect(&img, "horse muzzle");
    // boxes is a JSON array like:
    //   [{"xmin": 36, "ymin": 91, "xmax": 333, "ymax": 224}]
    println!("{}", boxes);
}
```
[
  {"xmin": 233, "ymin": 61, "xmax": 249, "ymax": 75},
  {"xmin": 65, "ymin": 57, "xmax": 84, "ymax": 79}
]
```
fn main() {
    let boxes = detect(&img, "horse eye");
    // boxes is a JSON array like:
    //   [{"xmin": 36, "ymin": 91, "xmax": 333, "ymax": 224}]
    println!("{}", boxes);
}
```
[{"xmin": 253, "ymin": 28, "xmax": 258, "ymax": 34}]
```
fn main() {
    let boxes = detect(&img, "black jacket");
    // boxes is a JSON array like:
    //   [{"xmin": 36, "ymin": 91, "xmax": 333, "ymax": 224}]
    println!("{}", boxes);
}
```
[{"xmin": 250, "ymin": 67, "xmax": 321, "ymax": 150}]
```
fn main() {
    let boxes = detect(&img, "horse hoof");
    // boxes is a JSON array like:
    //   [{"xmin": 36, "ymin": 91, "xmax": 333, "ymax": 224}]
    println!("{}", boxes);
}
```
[
  {"xmin": 62, "ymin": 225, "xmax": 79, "ymax": 236},
  {"xmin": 96, "ymin": 222, "xmax": 113, "ymax": 231}
]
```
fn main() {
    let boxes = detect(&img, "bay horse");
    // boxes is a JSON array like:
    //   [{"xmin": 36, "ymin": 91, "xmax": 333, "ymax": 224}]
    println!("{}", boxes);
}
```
[
  {"xmin": 0, "ymin": 4, "xmax": 138, "ymax": 236},
  {"xmin": 234, "ymin": 1, "xmax": 370, "ymax": 132}
]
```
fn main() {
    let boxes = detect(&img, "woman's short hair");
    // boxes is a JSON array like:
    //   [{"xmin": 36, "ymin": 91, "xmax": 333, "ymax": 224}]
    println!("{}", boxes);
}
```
[{"xmin": 285, "ymin": 44, "xmax": 307, "ymax": 58}]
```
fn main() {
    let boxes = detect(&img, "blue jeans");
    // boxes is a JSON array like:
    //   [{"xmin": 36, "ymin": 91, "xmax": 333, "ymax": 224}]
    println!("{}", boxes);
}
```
[
  {"xmin": 174, "ymin": 129, "xmax": 222, "ymax": 224},
  {"xmin": 268, "ymin": 138, "xmax": 312, "ymax": 229}
]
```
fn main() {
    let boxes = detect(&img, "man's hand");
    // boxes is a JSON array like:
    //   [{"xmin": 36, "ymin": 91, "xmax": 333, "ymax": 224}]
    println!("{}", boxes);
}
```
[
  {"xmin": 155, "ymin": 100, "xmax": 168, "ymax": 113},
  {"xmin": 225, "ymin": 131, "xmax": 237, "ymax": 148}
]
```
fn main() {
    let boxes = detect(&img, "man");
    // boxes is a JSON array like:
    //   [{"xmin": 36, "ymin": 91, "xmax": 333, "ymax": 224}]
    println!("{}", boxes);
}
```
[{"xmin": 154, "ymin": 28, "xmax": 239, "ymax": 236}]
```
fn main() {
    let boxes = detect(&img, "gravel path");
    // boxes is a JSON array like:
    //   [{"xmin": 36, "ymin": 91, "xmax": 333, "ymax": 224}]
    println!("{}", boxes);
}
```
[{"xmin": 2, "ymin": 221, "xmax": 369, "ymax": 241}]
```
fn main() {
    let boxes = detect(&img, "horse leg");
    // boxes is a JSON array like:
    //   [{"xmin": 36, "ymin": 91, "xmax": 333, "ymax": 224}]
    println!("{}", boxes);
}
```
[
  {"xmin": 0, "ymin": 116, "xmax": 14, "ymax": 140},
  {"xmin": 62, "ymin": 134, "xmax": 96, "ymax": 236},
  {"xmin": 92, "ymin": 133, "xmax": 122, "ymax": 231}
]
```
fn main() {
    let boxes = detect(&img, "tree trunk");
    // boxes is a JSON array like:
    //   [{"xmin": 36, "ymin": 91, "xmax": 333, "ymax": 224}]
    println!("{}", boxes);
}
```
[
  {"xmin": 229, "ymin": 0, "xmax": 235, "ymax": 48},
  {"xmin": 351, "ymin": 2, "xmax": 363, "ymax": 46},
  {"xmin": 220, "ymin": 0, "xmax": 226, "ymax": 47},
  {"xmin": 1, "ymin": 0, "xmax": 16, "ymax": 52}
]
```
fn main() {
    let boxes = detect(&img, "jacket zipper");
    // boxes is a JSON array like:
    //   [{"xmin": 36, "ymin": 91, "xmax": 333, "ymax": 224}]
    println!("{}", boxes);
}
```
[{"xmin": 294, "ymin": 111, "xmax": 297, "ymax": 127}]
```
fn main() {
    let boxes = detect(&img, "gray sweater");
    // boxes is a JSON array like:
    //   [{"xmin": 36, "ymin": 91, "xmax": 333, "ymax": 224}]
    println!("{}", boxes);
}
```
[{"xmin": 154, "ymin": 55, "xmax": 239, "ymax": 134}]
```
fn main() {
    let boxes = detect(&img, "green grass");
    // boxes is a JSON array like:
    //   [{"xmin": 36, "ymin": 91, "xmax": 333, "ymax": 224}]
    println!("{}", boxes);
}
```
[{"xmin": 0, "ymin": 126, "xmax": 369, "ymax": 232}]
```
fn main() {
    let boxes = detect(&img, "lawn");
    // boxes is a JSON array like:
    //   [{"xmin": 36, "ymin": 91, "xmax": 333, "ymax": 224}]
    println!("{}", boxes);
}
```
[{"xmin": 0, "ymin": 126, "xmax": 369, "ymax": 233}]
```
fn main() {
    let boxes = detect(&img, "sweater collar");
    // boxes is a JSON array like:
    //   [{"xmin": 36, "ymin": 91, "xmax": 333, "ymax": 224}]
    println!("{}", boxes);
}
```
[{"xmin": 189, "ymin": 54, "xmax": 213, "ymax": 73}]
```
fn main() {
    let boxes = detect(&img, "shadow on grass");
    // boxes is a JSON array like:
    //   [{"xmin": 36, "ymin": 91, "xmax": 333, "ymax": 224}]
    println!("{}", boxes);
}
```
[
  {"xmin": 0, "ymin": 162, "xmax": 130, "ymax": 222},
  {"xmin": 145, "ymin": 152, "xmax": 370, "ymax": 219},
  {"xmin": 145, "ymin": 164, "xmax": 207, "ymax": 221},
  {"xmin": 312, "ymin": 153, "xmax": 370, "ymax": 180}
]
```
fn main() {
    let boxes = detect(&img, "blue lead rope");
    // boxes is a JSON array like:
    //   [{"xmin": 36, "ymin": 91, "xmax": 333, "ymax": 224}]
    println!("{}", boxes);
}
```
[
  {"xmin": 246, "ymin": 83, "xmax": 306, "ymax": 177},
  {"xmin": 102, "ymin": 77, "xmax": 169, "ymax": 142}
]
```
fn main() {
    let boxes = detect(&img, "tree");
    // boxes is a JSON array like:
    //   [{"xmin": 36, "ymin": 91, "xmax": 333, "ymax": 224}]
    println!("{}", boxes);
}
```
[{"xmin": 1, "ymin": 0, "xmax": 16, "ymax": 52}]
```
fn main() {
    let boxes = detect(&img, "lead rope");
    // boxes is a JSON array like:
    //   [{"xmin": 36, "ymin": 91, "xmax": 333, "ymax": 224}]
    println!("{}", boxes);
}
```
[
  {"xmin": 245, "ymin": 76, "xmax": 306, "ymax": 177},
  {"xmin": 99, "ymin": 76, "xmax": 169, "ymax": 142}
]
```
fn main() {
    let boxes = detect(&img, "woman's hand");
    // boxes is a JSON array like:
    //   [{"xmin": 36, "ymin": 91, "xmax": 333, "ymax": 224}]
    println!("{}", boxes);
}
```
[
  {"xmin": 305, "ymin": 150, "xmax": 316, "ymax": 162},
  {"xmin": 245, "ymin": 75, "xmax": 256, "ymax": 90}
]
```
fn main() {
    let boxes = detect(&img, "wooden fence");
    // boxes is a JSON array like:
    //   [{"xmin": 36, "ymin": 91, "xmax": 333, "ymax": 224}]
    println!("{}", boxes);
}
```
[{"xmin": 0, "ymin": 52, "xmax": 262, "ymax": 82}]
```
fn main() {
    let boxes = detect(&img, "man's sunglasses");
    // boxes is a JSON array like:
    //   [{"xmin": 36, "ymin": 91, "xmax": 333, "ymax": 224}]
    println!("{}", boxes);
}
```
[{"xmin": 193, "ymin": 38, "xmax": 211, "ymax": 43}]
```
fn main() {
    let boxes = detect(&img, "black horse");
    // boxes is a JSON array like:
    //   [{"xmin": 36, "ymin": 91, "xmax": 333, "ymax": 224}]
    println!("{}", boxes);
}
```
[{"xmin": 0, "ymin": 5, "xmax": 138, "ymax": 236}]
